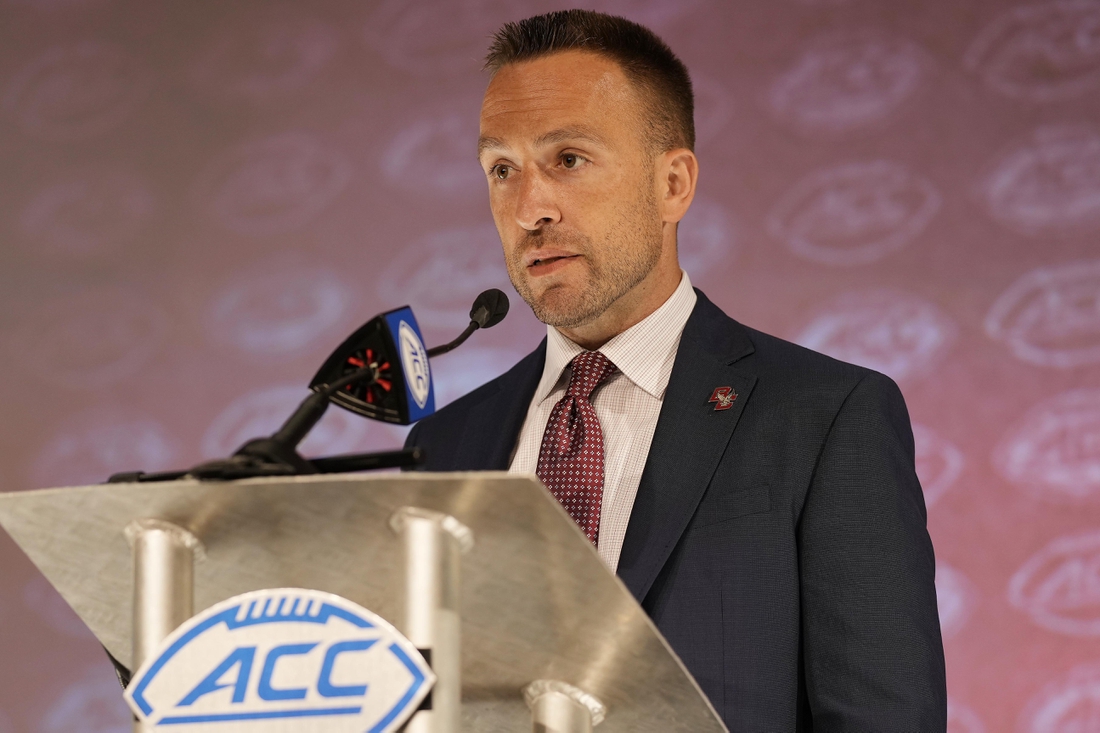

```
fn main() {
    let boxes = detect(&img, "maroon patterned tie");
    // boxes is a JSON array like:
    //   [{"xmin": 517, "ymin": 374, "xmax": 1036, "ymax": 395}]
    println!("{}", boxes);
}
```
[{"xmin": 536, "ymin": 351, "xmax": 618, "ymax": 545}]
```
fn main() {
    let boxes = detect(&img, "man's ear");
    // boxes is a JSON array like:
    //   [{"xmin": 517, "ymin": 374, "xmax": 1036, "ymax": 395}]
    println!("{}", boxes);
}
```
[{"xmin": 658, "ymin": 148, "xmax": 698, "ymax": 225}]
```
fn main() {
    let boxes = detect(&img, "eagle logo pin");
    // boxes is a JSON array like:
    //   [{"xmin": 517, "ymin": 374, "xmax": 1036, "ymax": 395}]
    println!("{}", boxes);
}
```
[{"xmin": 708, "ymin": 387, "xmax": 737, "ymax": 411}]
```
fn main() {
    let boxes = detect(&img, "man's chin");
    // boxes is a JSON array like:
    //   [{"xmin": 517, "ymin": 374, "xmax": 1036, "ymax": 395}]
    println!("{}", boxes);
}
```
[{"xmin": 528, "ymin": 290, "xmax": 606, "ymax": 328}]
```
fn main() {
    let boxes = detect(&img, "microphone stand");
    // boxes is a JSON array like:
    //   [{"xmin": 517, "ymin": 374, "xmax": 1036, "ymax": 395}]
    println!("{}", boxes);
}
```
[
  {"xmin": 111, "ymin": 366, "xmax": 426, "ymax": 483},
  {"xmin": 106, "ymin": 290, "xmax": 511, "ymax": 484}
]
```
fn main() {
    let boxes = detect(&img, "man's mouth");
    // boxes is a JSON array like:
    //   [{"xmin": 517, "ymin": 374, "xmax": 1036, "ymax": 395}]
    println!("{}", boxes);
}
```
[
  {"xmin": 525, "ymin": 249, "xmax": 581, "ymax": 270},
  {"xmin": 526, "ymin": 254, "xmax": 581, "ymax": 276},
  {"xmin": 530, "ymin": 255, "xmax": 579, "ymax": 267}
]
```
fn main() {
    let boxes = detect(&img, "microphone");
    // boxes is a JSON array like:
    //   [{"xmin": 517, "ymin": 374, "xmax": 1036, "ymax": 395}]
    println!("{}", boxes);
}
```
[
  {"xmin": 471, "ymin": 287, "xmax": 511, "ymax": 329},
  {"xmin": 427, "ymin": 288, "xmax": 510, "ymax": 357}
]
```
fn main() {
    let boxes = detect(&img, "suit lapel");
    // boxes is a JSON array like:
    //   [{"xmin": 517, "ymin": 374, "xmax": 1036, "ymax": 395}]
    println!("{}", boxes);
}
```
[
  {"xmin": 617, "ymin": 292, "xmax": 758, "ymax": 602},
  {"xmin": 454, "ymin": 340, "xmax": 546, "ymax": 470}
]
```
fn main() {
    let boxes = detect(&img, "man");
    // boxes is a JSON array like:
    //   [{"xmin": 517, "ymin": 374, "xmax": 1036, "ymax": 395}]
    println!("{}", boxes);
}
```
[{"xmin": 406, "ymin": 10, "xmax": 946, "ymax": 730}]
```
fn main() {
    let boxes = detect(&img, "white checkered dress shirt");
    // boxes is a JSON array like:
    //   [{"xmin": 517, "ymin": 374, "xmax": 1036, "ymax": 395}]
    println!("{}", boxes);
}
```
[{"xmin": 509, "ymin": 271, "xmax": 697, "ymax": 570}]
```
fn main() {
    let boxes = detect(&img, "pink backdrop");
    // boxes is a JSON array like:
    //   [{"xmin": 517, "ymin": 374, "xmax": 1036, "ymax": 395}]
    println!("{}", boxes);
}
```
[{"xmin": 1, "ymin": 0, "xmax": 1099, "ymax": 730}]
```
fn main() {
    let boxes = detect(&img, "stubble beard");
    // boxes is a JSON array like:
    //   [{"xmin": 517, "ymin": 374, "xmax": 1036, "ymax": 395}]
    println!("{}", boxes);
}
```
[{"xmin": 505, "ymin": 187, "xmax": 664, "ymax": 329}]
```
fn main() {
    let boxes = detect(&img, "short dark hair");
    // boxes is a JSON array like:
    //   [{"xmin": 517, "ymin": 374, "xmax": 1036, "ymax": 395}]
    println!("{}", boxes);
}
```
[{"xmin": 485, "ymin": 9, "xmax": 695, "ymax": 152}]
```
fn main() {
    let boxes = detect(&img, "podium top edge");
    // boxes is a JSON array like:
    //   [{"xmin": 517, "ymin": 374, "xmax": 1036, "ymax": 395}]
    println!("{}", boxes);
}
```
[{"xmin": 0, "ymin": 470, "xmax": 544, "ymax": 498}]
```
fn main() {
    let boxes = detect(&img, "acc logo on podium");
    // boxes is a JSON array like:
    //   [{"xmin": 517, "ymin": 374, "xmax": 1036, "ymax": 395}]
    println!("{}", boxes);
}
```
[{"xmin": 125, "ymin": 588, "xmax": 434, "ymax": 731}]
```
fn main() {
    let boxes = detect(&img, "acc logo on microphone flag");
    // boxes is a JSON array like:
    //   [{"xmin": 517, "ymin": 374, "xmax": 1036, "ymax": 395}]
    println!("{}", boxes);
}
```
[
  {"xmin": 384, "ymin": 307, "xmax": 434, "ymax": 421},
  {"xmin": 124, "ymin": 588, "xmax": 434, "ymax": 732}
]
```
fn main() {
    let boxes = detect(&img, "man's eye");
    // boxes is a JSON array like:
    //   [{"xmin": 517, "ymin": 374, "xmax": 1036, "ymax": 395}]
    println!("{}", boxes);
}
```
[
  {"xmin": 490, "ymin": 165, "xmax": 511, "ymax": 180},
  {"xmin": 561, "ymin": 154, "xmax": 583, "ymax": 169}
]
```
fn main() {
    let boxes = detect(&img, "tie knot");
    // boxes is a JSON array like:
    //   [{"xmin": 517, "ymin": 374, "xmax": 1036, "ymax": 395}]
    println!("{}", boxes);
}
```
[{"xmin": 566, "ymin": 351, "xmax": 616, "ymax": 401}]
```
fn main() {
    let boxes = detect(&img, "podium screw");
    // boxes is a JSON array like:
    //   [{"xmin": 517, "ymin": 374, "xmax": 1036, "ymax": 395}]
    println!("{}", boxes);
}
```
[{"xmin": 524, "ymin": 679, "xmax": 606, "ymax": 732}]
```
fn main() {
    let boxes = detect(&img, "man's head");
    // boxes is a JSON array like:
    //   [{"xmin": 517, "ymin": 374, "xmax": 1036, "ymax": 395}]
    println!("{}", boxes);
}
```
[
  {"xmin": 478, "ymin": 10, "xmax": 699, "ymax": 348},
  {"xmin": 485, "ymin": 10, "xmax": 695, "ymax": 153}
]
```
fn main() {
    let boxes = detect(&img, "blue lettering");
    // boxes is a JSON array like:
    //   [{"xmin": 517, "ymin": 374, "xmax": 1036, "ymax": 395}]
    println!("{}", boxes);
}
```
[
  {"xmin": 258, "ymin": 643, "xmax": 318, "ymax": 701},
  {"xmin": 178, "ymin": 646, "xmax": 256, "ymax": 707},
  {"xmin": 317, "ymin": 640, "xmax": 376, "ymax": 698}
]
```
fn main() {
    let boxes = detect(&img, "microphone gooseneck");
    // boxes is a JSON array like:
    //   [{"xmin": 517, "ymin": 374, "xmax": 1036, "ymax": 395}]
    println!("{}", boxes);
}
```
[{"xmin": 427, "ymin": 288, "xmax": 510, "ymax": 357}]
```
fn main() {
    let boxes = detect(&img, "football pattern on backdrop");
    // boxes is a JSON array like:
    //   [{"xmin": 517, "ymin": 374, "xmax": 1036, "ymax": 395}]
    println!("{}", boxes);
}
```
[{"xmin": 0, "ymin": 1, "xmax": 1098, "ymax": 730}]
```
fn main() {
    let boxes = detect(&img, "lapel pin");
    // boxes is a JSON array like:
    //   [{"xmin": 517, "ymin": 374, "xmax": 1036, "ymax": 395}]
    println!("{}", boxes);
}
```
[{"xmin": 708, "ymin": 386, "xmax": 737, "ymax": 411}]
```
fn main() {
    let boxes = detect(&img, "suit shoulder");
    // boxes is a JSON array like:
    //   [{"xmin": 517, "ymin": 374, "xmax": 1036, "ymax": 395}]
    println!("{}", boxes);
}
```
[
  {"xmin": 743, "ymin": 323, "xmax": 876, "ymax": 383},
  {"xmin": 693, "ymin": 289, "xmax": 871, "ymax": 386},
  {"xmin": 741, "ymin": 323, "xmax": 911, "ymax": 431}
]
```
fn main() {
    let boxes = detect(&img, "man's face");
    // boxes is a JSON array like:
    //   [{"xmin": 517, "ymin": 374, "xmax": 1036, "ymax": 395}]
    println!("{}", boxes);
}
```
[{"xmin": 478, "ymin": 50, "xmax": 665, "ymax": 328}]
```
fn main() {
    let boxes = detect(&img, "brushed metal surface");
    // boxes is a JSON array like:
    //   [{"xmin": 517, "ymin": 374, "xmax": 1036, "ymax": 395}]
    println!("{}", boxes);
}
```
[{"xmin": 0, "ymin": 473, "xmax": 726, "ymax": 732}]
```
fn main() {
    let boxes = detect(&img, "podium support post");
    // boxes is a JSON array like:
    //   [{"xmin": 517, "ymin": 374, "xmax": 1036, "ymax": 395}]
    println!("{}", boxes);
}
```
[
  {"xmin": 125, "ymin": 519, "xmax": 201, "ymax": 732},
  {"xmin": 391, "ymin": 507, "xmax": 472, "ymax": 733}
]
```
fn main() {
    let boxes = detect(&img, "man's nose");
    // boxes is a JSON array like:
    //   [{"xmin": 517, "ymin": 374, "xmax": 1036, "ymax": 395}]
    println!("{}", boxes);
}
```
[{"xmin": 514, "ymin": 169, "xmax": 561, "ymax": 231}]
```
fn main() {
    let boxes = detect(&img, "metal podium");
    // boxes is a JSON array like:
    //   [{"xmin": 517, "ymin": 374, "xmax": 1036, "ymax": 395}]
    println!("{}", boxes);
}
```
[{"xmin": 0, "ymin": 473, "xmax": 726, "ymax": 732}]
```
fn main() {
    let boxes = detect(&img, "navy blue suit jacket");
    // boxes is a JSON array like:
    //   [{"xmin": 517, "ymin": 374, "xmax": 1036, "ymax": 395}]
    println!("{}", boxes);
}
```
[{"xmin": 405, "ymin": 289, "xmax": 947, "ymax": 731}]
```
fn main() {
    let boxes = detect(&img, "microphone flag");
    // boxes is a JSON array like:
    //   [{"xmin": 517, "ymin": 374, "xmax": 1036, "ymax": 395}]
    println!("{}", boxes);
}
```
[{"xmin": 309, "ymin": 306, "xmax": 434, "ymax": 425}]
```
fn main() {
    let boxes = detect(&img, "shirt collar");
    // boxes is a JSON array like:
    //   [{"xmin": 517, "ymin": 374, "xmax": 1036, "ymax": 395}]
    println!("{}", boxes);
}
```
[{"xmin": 534, "ymin": 270, "xmax": 697, "ymax": 403}]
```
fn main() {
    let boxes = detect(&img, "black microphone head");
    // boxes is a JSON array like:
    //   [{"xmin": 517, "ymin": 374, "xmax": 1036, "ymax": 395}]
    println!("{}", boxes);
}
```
[{"xmin": 470, "ymin": 288, "xmax": 510, "ymax": 329}]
